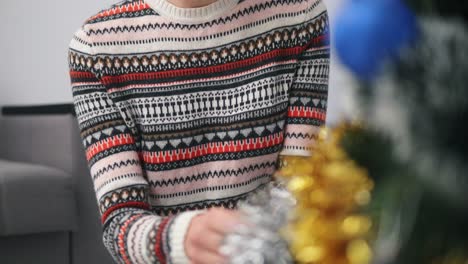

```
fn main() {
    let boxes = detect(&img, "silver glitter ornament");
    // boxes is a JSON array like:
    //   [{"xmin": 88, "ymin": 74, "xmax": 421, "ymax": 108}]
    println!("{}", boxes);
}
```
[{"xmin": 220, "ymin": 183, "xmax": 295, "ymax": 264}]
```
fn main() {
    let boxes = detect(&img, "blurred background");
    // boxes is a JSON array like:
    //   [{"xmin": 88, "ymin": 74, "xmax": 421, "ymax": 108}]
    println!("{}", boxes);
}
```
[
  {"xmin": 0, "ymin": 0, "xmax": 116, "ymax": 106},
  {"xmin": 1, "ymin": 0, "xmax": 467, "ymax": 264}
]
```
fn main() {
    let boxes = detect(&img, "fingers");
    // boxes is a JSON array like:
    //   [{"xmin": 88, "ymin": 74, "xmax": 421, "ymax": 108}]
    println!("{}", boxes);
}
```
[
  {"xmin": 205, "ymin": 208, "xmax": 244, "ymax": 234},
  {"xmin": 185, "ymin": 208, "xmax": 245, "ymax": 264},
  {"xmin": 190, "ymin": 228, "xmax": 225, "ymax": 254},
  {"xmin": 188, "ymin": 223, "xmax": 224, "ymax": 255},
  {"xmin": 185, "ymin": 211, "xmax": 230, "ymax": 263},
  {"xmin": 187, "ymin": 231, "xmax": 227, "ymax": 264}
]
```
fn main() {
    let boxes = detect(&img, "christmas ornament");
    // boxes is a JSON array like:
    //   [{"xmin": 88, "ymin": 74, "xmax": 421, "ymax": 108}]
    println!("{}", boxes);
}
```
[{"xmin": 279, "ymin": 124, "xmax": 374, "ymax": 264}]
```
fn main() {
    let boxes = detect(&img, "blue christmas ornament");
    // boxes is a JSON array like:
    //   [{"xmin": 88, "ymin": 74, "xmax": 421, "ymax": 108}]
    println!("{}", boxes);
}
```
[{"xmin": 334, "ymin": 0, "xmax": 419, "ymax": 80}]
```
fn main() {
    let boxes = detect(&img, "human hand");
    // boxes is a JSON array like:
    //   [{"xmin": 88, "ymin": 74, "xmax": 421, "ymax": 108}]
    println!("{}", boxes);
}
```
[{"xmin": 184, "ymin": 208, "xmax": 244, "ymax": 264}]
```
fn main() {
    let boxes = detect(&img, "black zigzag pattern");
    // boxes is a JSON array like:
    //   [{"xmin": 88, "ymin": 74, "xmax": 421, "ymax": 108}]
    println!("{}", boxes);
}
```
[
  {"xmin": 88, "ymin": 8, "xmax": 158, "ymax": 24},
  {"xmin": 151, "ymin": 183, "xmax": 269, "ymax": 216},
  {"xmin": 87, "ymin": 144, "xmax": 139, "ymax": 168},
  {"xmin": 284, "ymin": 132, "xmax": 318, "ymax": 140},
  {"xmin": 87, "ymin": 0, "xmax": 315, "ymax": 33},
  {"xmin": 92, "ymin": 159, "xmax": 141, "ymax": 180},
  {"xmin": 148, "ymin": 161, "xmax": 277, "ymax": 187},
  {"xmin": 151, "ymin": 173, "xmax": 271, "ymax": 199}
]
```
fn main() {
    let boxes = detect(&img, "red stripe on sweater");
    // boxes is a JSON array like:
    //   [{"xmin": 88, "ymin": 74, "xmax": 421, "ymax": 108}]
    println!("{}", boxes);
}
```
[
  {"xmin": 287, "ymin": 107, "xmax": 326, "ymax": 121},
  {"xmin": 87, "ymin": 0, "xmax": 151, "ymax": 21},
  {"xmin": 107, "ymin": 59, "xmax": 297, "ymax": 93},
  {"xmin": 118, "ymin": 214, "xmax": 142, "ymax": 264},
  {"xmin": 142, "ymin": 133, "xmax": 284, "ymax": 164},
  {"xmin": 308, "ymin": 34, "xmax": 329, "ymax": 47},
  {"xmin": 69, "ymin": 71, "xmax": 95, "ymax": 79},
  {"xmin": 101, "ymin": 46, "xmax": 303, "ymax": 85},
  {"xmin": 154, "ymin": 217, "xmax": 172, "ymax": 264},
  {"xmin": 101, "ymin": 201, "xmax": 150, "ymax": 224},
  {"xmin": 86, "ymin": 134, "xmax": 136, "ymax": 161}
]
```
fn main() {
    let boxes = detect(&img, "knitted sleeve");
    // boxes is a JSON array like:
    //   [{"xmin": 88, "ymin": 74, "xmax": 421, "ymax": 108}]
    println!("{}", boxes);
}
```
[
  {"xmin": 279, "ymin": 0, "xmax": 330, "ymax": 157},
  {"xmin": 68, "ymin": 26, "xmax": 202, "ymax": 264}
]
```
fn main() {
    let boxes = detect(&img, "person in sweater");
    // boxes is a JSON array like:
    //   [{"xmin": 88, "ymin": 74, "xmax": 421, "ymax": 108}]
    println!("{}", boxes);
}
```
[{"xmin": 68, "ymin": 0, "xmax": 329, "ymax": 263}]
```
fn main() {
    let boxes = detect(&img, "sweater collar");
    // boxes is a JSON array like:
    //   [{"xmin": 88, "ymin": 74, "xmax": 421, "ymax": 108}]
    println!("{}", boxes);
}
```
[{"xmin": 144, "ymin": 0, "xmax": 239, "ymax": 23}]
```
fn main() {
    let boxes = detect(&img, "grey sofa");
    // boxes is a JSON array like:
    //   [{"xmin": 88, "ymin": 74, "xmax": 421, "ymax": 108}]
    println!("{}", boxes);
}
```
[{"xmin": 0, "ymin": 105, "xmax": 114, "ymax": 264}]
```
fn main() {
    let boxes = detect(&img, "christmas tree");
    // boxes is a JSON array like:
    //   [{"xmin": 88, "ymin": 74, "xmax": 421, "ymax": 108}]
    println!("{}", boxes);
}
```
[{"xmin": 333, "ymin": 0, "xmax": 468, "ymax": 263}]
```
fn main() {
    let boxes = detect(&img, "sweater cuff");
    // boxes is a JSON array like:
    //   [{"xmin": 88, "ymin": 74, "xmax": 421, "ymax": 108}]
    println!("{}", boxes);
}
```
[{"xmin": 168, "ymin": 210, "xmax": 205, "ymax": 264}]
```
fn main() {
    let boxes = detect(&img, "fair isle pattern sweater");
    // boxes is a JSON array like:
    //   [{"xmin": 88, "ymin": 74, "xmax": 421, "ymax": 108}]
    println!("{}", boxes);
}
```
[{"xmin": 68, "ymin": 0, "xmax": 329, "ymax": 263}]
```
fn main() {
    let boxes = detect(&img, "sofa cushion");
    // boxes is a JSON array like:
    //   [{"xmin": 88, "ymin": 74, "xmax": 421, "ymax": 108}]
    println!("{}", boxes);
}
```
[{"xmin": 0, "ymin": 159, "xmax": 78, "ymax": 236}]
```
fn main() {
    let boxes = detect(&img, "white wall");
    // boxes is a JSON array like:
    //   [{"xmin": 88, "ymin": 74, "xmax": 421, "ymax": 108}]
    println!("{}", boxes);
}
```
[
  {"xmin": 0, "ymin": 0, "xmax": 355, "ymax": 124},
  {"xmin": 0, "ymin": 0, "xmax": 115, "ymax": 106}
]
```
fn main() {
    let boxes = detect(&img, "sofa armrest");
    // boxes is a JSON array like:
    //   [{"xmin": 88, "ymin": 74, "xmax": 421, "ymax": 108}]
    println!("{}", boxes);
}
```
[
  {"xmin": 0, "ymin": 104, "xmax": 83, "ymax": 174},
  {"xmin": 0, "ymin": 159, "xmax": 77, "ymax": 236}
]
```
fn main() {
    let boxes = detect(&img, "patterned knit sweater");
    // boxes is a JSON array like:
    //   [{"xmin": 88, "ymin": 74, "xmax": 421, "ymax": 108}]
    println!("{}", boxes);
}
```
[{"xmin": 68, "ymin": 0, "xmax": 329, "ymax": 263}]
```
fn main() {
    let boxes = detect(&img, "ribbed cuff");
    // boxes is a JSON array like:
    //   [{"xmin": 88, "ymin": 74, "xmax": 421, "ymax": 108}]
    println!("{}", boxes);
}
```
[{"xmin": 168, "ymin": 210, "xmax": 205, "ymax": 264}]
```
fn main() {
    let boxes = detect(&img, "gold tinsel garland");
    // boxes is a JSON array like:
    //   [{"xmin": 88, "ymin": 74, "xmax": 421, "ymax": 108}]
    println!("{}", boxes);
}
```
[{"xmin": 277, "ymin": 125, "xmax": 374, "ymax": 264}]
